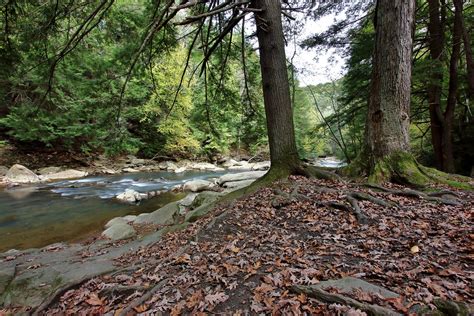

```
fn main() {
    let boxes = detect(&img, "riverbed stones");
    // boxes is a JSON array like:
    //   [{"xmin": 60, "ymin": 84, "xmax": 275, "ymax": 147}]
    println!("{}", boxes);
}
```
[
  {"xmin": 183, "ymin": 179, "xmax": 213, "ymax": 192},
  {"xmin": 251, "ymin": 161, "xmax": 270, "ymax": 171},
  {"xmin": 158, "ymin": 161, "xmax": 178, "ymax": 171},
  {"xmin": 5, "ymin": 164, "xmax": 40, "ymax": 183},
  {"xmin": 40, "ymin": 169, "xmax": 88, "ymax": 181},
  {"xmin": 116, "ymin": 189, "xmax": 142, "ymax": 203},
  {"xmin": 222, "ymin": 179, "xmax": 255, "ymax": 189},
  {"xmin": 122, "ymin": 167, "xmax": 139, "ymax": 173},
  {"xmin": 104, "ymin": 217, "xmax": 128, "ymax": 229},
  {"xmin": 174, "ymin": 166, "xmax": 187, "ymax": 173},
  {"xmin": 222, "ymin": 159, "xmax": 238, "ymax": 168},
  {"xmin": 217, "ymin": 171, "xmax": 266, "ymax": 185},
  {"xmin": 36, "ymin": 166, "xmax": 62, "ymax": 175},
  {"xmin": 102, "ymin": 223, "xmax": 136, "ymax": 240}
]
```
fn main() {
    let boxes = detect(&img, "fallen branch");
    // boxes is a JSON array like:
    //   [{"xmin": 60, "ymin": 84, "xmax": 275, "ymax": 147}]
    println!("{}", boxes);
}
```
[{"xmin": 290, "ymin": 285, "xmax": 402, "ymax": 316}]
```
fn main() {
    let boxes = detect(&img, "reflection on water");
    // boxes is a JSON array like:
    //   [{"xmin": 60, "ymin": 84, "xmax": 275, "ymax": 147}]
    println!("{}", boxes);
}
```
[{"xmin": 0, "ymin": 170, "xmax": 225, "ymax": 252}]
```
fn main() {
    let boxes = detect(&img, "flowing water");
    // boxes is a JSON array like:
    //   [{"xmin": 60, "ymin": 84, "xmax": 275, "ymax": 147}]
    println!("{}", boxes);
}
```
[{"xmin": 0, "ymin": 170, "xmax": 228, "ymax": 252}]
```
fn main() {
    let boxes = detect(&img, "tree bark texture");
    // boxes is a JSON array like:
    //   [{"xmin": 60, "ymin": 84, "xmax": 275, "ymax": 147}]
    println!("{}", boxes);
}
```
[
  {"xmin": 365, "ymin": 0, "xmax": 415, "ymax": 168},
  {"xmin": 252, "ymin": 0, "xmax": 300, "ymax": 170},
  {"xmin": 427, "ymin": 0, "xmax": 445, "ymax": 170}
]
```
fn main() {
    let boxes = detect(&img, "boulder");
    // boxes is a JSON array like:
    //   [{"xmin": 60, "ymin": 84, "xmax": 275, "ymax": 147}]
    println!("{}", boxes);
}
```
[
  {"xmin": 122, "ymin": 167, "xmax": 139, "ymax": 173},
  {"xmin": 0, "ymin": 166, "xmax": 8, "ymax": 177},
  {"xmin": 36, "ymin": 166, "xmax": 62, "ymax": 175},
  {"xmin": 174, "ymin": 166, "xmax": 187, "ymax": 173},
  {"xmin": 178, "ymin": 193, "xmax": 198, "ymax": 214},
  {"xmin": 191, "ymin": 162, "xmax": 219, "ymax": 171},
  {"xmin": 134, "ymin": 202, "xmax": 179, "ymax": 225},
  {"xmin": 102, "ymin": 223, "xmax": 136, "ymax": 240},
  {"xmin": 222, "ymin": 159, "xmax": 238, "ymax": 168},
  {"xmin": 133, "ymin": 213, "xmax": 150, "ymax": 224},
  {"xmin": 131, "ymin": 158, "xmax": 147, "ymax": 166},
  {"xmin": 158, "ymin": 161, "xmax": 178, "ymax": 171},
  {"xmin": 251, "ymin": 161, "xmax": 271, "ymax": 171},
  {"xmin": 183, "ymin": 179, "xmax": 213, "ymax": 192},
  {"xmin": 104, "ymin": 217, "xmax": 127, "ymax": 229},
  {"xmin": 116, "ymin": 189, "xmax": 142, "ymax": 203},
  {"xmin": 222, "ymin": 179, "xmax": 255, "ymax": 189},
  {"xmin": 190, "ymin": 191, "xmax": 223, "ymax": 209},
  {"xmin": 228, "ymin": 162, "xmax": 254, "ymax": 171},
  {"xmin": 5, "ymin": 164, "xmax": 40, "ymax": 183},
  {"xmin": 40, "ymin": 169, "xmax": 88, "ymax": 181},
  {"xmin": 122, "ymin": 215, "xmax": 137, "ymax": 222},
  {"xmin": 217, "ymin": 171, "xmax": 266, "ymax": 185}
]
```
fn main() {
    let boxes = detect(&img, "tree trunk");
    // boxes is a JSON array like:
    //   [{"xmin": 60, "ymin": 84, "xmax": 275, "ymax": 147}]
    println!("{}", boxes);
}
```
[
  {"xmin": 365, "ymin": 0, "xmax": 415, "ymax": 170},
  {"xmin": 251, "ymin": 0, "xmax": 300, "ymax": 172},
  {"xmin": 426, "ymin": 0, "xmax": 444, "ymax": 170},
  {"xmin": 442, "ymin": 0, "xmax": 463, "ymax": 173}
]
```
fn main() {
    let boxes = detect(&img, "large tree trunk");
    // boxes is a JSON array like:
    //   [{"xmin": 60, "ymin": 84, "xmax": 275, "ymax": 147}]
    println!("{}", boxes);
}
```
[
  {"xmin": 426, "ymin": 0, "xmax": 445, "ymax": 170},
  {"xmin": 364, "ymin": 0, "xmax": 415, "ymax": 171},
  {"xmin": 251, "ymin": 0, "xmax": 300, "ymax": 172}
]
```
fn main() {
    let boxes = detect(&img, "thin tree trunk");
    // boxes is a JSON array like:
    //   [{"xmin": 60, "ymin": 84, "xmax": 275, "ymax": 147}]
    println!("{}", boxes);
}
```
[
  {"xmin": 365, "ymin": 0, "xmax": 415, "ymax": 168},
  {"xmin": 460, "ymin": 7, "xmax": 474, "ymax": 99},
  {"xmin": 427, "ymin": 0, "xmax": 444, "ymax": 169},
  {"xmin": 442, "ymin": 0, "xmax": 463, "ymax": 173},
  {"xmin": 252, "ymin": 0, "xmax": 300, "ymax": 171}
]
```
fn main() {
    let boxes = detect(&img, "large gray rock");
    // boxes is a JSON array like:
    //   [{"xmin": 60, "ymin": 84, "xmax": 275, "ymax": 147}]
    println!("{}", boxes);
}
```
[
  {"xmin": 251, "ymin": 161, "xmax": 271, "ymax": 171},
  {"xmin": 218, "ymin": 171, "xmax": 266, "ymax": 185},
  {"xmin": 102, "ymin": 223, "xmax": 136, "ymax": 240},
  {"xmin": 190, "ymin": 162, "xmax": 219, "ymax": 171},
  {"xmin": 222, "ymin": 179, "xmax": 255, "ymax": 189},
  {"xmin": 190, "ymin": 191, "xmax": 224, "ymax": 209},
  {"xmin": 5, "ymin": 164, "xmax": 40, "ymax": 183},
  {"xmin": 104, "ymin": 217, "xmax": 128, "ymax": 229},
  {"xmin": 134, "ymin": 202, "xmax": 179, "ymax": 225},
  {"xmin": 178, "ymin": 193, "xmax": 198, "ymax": 214},
  {"xmin": 40, "ymin": 169, "xmax": 88, "ymax": 181},
  {"xmin": 222, "ymin": 159, "xmax": 238, "ymax": 168},
  {"xmin": 158, "ymin": 161, "xmax": 178, "ymax": 171},
  {"xmin": 116, "ymin": 189, "xmax": 142, "ymax": 203},
  {"xmin": 183, "ymin": 179, "xmax": 213, "ymax": 192},
  {"xmin": 36, "ymin": 166, "xmax": 62, "ymax": 175}
]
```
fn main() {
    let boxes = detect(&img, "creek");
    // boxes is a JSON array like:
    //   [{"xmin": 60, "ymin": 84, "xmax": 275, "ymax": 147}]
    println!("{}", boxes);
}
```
[{"xmin": 0, "ymin": 170, "xmax": 229, "ymax": 252}]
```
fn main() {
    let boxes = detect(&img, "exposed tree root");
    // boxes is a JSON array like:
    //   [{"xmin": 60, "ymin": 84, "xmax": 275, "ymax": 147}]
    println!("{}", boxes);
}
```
[
  {"xmin": 290, "ymin": 285, "xmax": 401, "ymax": 316},
  {"xmin": 365, "ymin": 184, "xmax": 463, "ymax": 206},
  {"xmin": 118, "ymin": 278, "xmax": 169, "ymax": 316}
]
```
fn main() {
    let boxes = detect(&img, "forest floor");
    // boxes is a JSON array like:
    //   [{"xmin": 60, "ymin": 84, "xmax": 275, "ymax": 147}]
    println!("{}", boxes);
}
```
[{"xmin": 28, "ymin": 176, "xmax": 473, "ymax": 315}]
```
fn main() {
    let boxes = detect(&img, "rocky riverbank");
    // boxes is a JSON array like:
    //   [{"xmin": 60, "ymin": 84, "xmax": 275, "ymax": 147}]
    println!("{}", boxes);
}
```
[{"xmin": 0, "ymin": 155, "xmax": 270, "ymax": 188}]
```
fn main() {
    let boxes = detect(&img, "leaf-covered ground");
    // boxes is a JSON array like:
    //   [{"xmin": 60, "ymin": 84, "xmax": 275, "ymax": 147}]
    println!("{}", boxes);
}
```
[{"xmin": 44, "ymin": 176, "xmax": 473, "ymax": 314}]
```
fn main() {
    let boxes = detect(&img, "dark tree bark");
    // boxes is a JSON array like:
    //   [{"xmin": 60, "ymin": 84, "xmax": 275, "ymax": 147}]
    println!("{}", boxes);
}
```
[
  {"xmin": 364, "ymin": 0, "xmax": 415, "ymax": 169},
  {"xmin": 251, "ymin": 0, "xmax": 300, "ymax": 173},
  {"xmin": 442, "ymin": 0, "xmax": 463, "ymax": 173},
  {"xmin": 427, "ymin": 0, "xmax": 445, "ymax": 170}
]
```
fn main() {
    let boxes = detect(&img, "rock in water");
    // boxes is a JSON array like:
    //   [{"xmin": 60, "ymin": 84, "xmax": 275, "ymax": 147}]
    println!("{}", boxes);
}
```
[
  {"xmin": 102, "ymin": 223, "xmax": 136, "ymax": 240},
  {"xmin": 183, "ymin": 179, "xmax": 213, "ymax": 192},
  {"xmin": 5, "ymin": 164, "xmax": 40, "ymax": 183},
  {"xmin": 36, "ymin": 166, "xmax": 62, "ymax": 175},
  {"xmin": 116, "ymin": 189, "xmax": 142, "ymax": 203},
  {"xmin": 40, "ymin": 169, "xmax": 88, "ymax": 181}
]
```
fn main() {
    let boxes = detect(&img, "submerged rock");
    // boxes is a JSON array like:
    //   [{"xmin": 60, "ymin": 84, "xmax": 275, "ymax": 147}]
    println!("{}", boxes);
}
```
[
  {"xmin": 183, "ymin": 179, "xmax": 213, "ymax": 192},
  {"xmin": 102, "ymin": 223, "xmax": 136, "ymax": 240},
  {"xmin": 5, "ymin": 164, "xmax": 40, "ymax": 183},
  {"xmin": 116, "ymin": 189, "xmax": 142, "ymax": 203}
]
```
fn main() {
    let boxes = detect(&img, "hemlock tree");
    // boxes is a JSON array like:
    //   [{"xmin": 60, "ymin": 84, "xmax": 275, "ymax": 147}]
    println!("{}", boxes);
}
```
[{"xmin": 347, "ymin": 0, "xmax": 471, "ymax": 188}]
